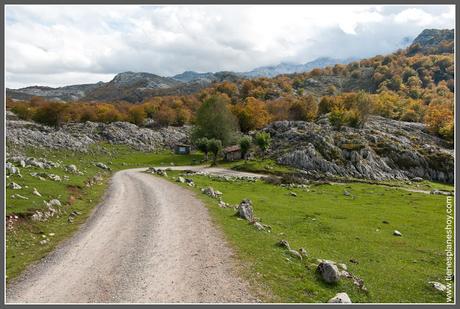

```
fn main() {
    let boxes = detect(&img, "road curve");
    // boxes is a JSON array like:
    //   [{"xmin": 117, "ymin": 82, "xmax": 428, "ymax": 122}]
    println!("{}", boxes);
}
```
[{"xmin": 7, "ymin": 168, "xmax": 257, "ymax": 304}]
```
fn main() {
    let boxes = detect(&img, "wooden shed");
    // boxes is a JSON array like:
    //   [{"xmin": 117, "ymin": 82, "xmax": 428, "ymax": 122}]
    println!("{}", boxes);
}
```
[
  {"xmin": 223, "ymin": 145, "xmax": 242, "ymax": 161},
  {"xmin": 174, "ymin": 144, "xmax": 191, "ymax": 155}
]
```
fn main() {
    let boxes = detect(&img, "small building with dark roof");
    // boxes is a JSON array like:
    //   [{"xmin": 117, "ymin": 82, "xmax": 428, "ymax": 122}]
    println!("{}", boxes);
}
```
[
  {"xmin": 174, "ymin": 144, "xmax": 191, "ymax": 155},
  {"xmin": 223, "ymin": 145, "xmax": 242, "ymax": 161}
]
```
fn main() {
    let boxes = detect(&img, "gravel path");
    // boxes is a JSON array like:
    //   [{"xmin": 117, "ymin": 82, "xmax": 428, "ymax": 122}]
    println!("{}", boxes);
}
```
[
  {"xmin": 7, "ymin": 168, "xmax": 257, "ymax": 304},
  {"xmin": 155, "ymin": 165, "xmax": 267, "ymax": 178}
]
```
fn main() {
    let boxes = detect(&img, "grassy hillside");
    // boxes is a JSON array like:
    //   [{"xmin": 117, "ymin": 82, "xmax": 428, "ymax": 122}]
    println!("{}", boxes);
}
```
[{"xmin": 164, "ymin": 170, "xmax": 454, "ymax": 303}]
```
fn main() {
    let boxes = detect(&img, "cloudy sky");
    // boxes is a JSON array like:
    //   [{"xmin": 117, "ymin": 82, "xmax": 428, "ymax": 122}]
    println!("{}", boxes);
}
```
[{"xmin": 5, "ymin": 5, "xmax": 455, "ymax": 88}]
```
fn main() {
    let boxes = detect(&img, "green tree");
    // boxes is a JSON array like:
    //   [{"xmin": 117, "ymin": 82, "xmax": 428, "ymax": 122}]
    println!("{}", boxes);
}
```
[
  {"xmin": 195, "ymin": 137, "xmax": 210, "ymax": 161},
  {"xmin": 208, "ymin": 139, "xmax": 222, "ymax": 165},
  {"xmin": 255, "ymin": 132, "xmax": 271, "ymax": 155},
  {"xmin": 192, "ymin": 95, "xmax": 239, "ymax": 146},
  {"xmin": 239, "ymin": 135, "xmax": 252, "ymax": 161}
]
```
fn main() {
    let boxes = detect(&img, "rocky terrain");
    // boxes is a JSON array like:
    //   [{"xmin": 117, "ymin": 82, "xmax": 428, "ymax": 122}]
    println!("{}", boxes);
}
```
[
  {"xmin": 262, "ymin": 115, "xmax": 454, "ymax": 183},
  {"xmin": 6, "ymin": 112, "xmax": 191, "ymax": 153},
  {"xmin": 6, "ymin": 108, "xmax": 454, "ymax": 184}
]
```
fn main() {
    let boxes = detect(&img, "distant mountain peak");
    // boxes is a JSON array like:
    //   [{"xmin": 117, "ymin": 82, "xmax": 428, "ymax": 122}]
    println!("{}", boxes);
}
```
[{"xmin": 412, "ymin": 29, "xmax": 454, "ymax": 47}]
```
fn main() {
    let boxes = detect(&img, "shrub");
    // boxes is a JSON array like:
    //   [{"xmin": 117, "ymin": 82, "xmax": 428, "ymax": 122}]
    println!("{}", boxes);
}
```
[{"xmin": 255, "ymin": 132, "xmax": 271, "ymax": 153}]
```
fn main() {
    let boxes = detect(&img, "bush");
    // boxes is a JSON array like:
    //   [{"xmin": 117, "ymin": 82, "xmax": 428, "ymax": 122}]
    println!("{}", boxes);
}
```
[{"xmin": 255, "ymin": 132, "xmax": 271, "ymax": 153}]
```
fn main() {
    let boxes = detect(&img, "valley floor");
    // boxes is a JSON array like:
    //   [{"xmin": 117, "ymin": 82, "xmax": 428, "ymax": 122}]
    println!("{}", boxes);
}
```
[{"xmin": 5, "ymin": 146, "xmax": 454, "ymax": 303}]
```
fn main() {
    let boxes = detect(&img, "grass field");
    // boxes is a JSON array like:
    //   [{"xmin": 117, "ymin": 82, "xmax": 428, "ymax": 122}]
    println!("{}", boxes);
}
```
[
  {"xmin": 6, "ymin": 144, "xmax": 202, "ymax": 281},
  {"xmin": 164, "ymin": 170, "xmax": 454, "ymax": 303},
  {"xmin": 6, "ymin": 145, "xmax": 454, "ymax": 303}
]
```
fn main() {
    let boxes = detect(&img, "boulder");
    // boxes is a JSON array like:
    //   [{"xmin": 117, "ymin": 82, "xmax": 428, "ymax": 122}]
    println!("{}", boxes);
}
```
[
  {"xmin": 278, "ymin": 239, "xmax": 290, "ymax": 249},
  {"xmin": 393, "ymin": 230, "xmax": 402, "ymax": 236},
  {"xmin": 95, "ymin": 162, "xmax": 110, "ymax": 170},
  {"xmin": 428, "ymin": 281, "xmax": 447, "ymax": 293},
  {"xmin": 237, "ymin": 199, "xmax": 254, "ymax": 221},
  {"xmin": 65, "ymin": 164, "xmax": 79, "ymax": 173},
  {"xmin": 201, "ymin": 187, "xmax": 219, "ymax": 198},
  {"xmin": 328, "ymin": 292, "xmax": 352, "ymax": 303},
  {"xmin": 177, "ymin": 176, "xmax": 186, "ymax": 183},
  {"xmin": 317, "ymin": 261, "xmax": 340, "ymax": 284},
  {"xmin": 8, "ymin": 182, "xmax": 22, "ymax": 190}
]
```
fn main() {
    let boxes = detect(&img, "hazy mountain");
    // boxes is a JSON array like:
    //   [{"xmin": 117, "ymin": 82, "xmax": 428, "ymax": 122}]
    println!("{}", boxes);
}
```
[{"xmin": 242, "ymin": 57, "xmax": 357, "ymax": 78}]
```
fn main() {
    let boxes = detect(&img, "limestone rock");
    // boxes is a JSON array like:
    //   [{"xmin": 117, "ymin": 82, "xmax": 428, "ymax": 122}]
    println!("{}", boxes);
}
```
[
  {"xmin": 328, "ymin": 292, "xmax": 352, "ymax": 303},
  {"xmin": 317, "ymin": 261, "xmax": 340, "ymax": 284},
  {"xmin": 237, "ymin": 199, "xmax": 254, "ymax": 221}
]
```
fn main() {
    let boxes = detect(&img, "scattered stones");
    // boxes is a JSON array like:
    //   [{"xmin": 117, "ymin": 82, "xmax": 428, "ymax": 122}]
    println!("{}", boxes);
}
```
[
  {"xmin": 5, "ymin": 163, "xmax": 21, "ymax": 176},
  {"xmin": 253, "ymin": 222, "xmax": 265, "ymax": 231},
  {"xmin": 317, "ymin": 261, "xmax": 340, "ymax": 284},
  {"xmin": 46, "ymin": 199, "xmax": 62, "ymax": 207},
  {"xmin": 328, "ymin": 292, "xmax": 352, "ymax": 303},
  {"xmin": 177, "ymin": 176, "xmax": 186, "ymax": 183},
  {"xmin": 428, "ymin": 281, "xmax": 447, "ymax": 293},
  {"xmin": 39, "ymin": 239, "xmax": 49, "ymax": 245},
  {"xmin": 147, "ymin": 167, "xmax": 167, "ymax": 176},
  {"xmin": 8, "ymin": 182, "xmax": 22, "ymax": 190},
  {"xmin": 48, "ymin": 174, "xmax": 62, "ymax": 182},
  {"xmin": 85, "ymin": 174, "xmax": 103, "ymax": 187},
  {"xmin": 430, "ymin": 189, "xmax": 453, "ymax": 196},
  {"xmin": 68, "ymin": 210, "xmax": 81, "ymax": 223},
  {"xmin": 218, "ymin": 200, "xmax": 229, "ymax": 208},
  {"xmin": 95, "ymin": 162, "xmax": 110, "ymax": 170},
  {"xmin": 299, "ymin": 248, "xmax": 308, "ymax": 257},
  {"xmin": 65, "ymin": 164, "xmax": 79, "ymax": 174},
  {"xmin": 236, "ymin": 199, "xmax": 254, "ymax": 221},
  {"xmin": 393, "ymin": 230, "xmax": 402, "ymax": 236},
  {"xmin": 33, "ymin": 188, "xmax": 42, "ymax": 196},
  {"xmin": 278, "ymin": 240, "xmax": 291, "ymax": 249},
  {"xmin": 11, "ymin": 194, "xmax": 28, "ymax": 200},
  {"xmin": 201, "ymin": 186, "xmax": 220, "ymax": 198},
  {"xmin": 287, "ymin": 249, "xmax": 303, "ymax": 260}
]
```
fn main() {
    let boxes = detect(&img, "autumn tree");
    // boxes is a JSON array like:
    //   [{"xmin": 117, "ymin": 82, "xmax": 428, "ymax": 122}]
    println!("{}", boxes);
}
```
[
  {"xmin": 232, "ymin": 97, "xmax": 271, "ymax": 133},
  {"xmin": 288, "ymin": 95, "xmax": 318, "ymax": 121}
]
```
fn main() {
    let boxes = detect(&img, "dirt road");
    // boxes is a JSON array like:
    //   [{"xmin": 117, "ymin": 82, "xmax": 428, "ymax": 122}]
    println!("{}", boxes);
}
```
[
  {"xmin": 155, "ymin": 165, "xmax": 267, "ymax": 178},
  {"xmin": 7, "ymin": 168, "xmax": 257, "ymax": 304}
]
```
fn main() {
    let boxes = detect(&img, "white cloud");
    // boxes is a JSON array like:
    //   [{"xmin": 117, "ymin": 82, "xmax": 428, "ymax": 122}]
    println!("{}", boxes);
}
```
[{"xmin": 5, "ymin": 4, "xmax": 455, "ymax": 88}]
